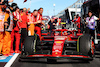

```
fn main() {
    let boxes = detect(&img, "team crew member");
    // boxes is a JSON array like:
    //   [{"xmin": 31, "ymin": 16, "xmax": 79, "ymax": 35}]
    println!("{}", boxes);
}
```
[
  {"xmin": 11, "ymin": 6, "xmax": 21, "ymax": 53},
  {"xmin": 18, "ymin": 8, "xmax": 28, "ymax": 45},
  {"xmin": 33, "ymin": 10, "xmax": 42, "ymax": 24},
  {"xmin": 85, "ymin": 10, "xmax": 100, "ymax": 37},
  {"xmin": 72, "ymin": 15, "xmax": 77, "ymax": 28},
  {"xmin": 35, "ymin": 8, "xmax": 45, "ymax": 40},
  {"xmin": 75, "ymin": 14, "xmax": 81, "ymax": 33},
  {"xmin": 37, "ymin": 8, "xmax": 48, "ymax": 21},
  {"xmin": 1, "ymin": 2, "xmax": 13, "ymax": 56},
  {"xmin": 33, "ymin": 10, "xmax": 42, "ymax": 36}
]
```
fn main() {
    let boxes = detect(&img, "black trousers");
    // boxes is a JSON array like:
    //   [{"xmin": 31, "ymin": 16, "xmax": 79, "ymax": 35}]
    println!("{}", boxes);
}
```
[
  {"xmin": 48, "ymin": 29, "xmax": 54, "ymax": 36},
  {"xmin": 20, "ymin": 28, "xmax": 27, "ymax": 50},
  {"xmin": 19, "ymin": 28, "xmax": 28, "ymax": 51},
  {"xmin": 85, "ymin": 27, "xmax": 95, "ymax": 38}
]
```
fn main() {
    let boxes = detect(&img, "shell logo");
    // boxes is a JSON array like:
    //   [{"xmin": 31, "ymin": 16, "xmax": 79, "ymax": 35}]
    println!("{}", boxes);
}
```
[
  {"xmin": 21, "ymin": 14, "xmax": 23, "ymax": 16},
  {"xmin": 55, "ymin": 52, "xmax": 58, "ymax": 55}
]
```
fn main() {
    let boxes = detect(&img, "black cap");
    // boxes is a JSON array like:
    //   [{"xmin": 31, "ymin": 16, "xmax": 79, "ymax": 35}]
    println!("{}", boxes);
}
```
[
  {"xmin": 16, "ymin": 6, "xmax": 19, "ymax": 9},
  {"xmin": 38, "ymin": 7, "xmax": 43, "ymax": 11},
  {"xmin": 11, "ymin": 3, "xmax": 18, "ymax": 11},
  {"xmin": 2, "ymin": 1, "xmax": 8, "ymax": 6},
  {"xmin": 28, "ymin": 11, "xmax": 31, "ymax": 13},
  {"xmin": 11, "ymin": 3, "xmax": 17, "ymax": 8},
  {"xmin": 33, "ymin": 9, "xmax": 37, "ymax": 12}
]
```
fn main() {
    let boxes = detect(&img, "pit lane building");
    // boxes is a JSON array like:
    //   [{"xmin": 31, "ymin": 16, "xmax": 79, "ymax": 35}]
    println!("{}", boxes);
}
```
[{"xmin": 55, "ymin": 0, "xmax": 89, "ymax": 22}]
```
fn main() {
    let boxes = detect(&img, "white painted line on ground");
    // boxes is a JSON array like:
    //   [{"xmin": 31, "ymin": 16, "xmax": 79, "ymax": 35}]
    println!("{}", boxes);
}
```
[{"xmin": 4, "ymin": 53, "xmax": 19, "ymax": 67}]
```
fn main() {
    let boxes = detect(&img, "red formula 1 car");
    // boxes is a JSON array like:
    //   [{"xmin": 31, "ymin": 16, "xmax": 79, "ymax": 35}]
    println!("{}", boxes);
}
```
[{"xmin": 19, "ymin": 29, "xmax": 95, "ymax": 62}]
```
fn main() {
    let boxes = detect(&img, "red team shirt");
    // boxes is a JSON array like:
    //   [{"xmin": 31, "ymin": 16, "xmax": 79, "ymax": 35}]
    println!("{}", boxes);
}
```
[
  {"xmin": 27, "ymin": 12, "xmax": 43, "ymax": 24},
  {"xmin": 13, "ymin": 12, "xmax": 20, "ymax": 31},
  {"xmin": 35, "ymin": 13, "xmax": 43, "ymax": 26},
  {"xmin": 37, "ymin": 12, "xmax": 43, "ymax": 20},
  {"xmin": 20, "ymin": 13, "xmax": 28, "ymax": 28}
]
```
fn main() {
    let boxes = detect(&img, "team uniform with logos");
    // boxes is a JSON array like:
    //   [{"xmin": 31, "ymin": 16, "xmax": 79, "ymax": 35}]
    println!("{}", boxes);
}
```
[
  {"xmin": 10, "ymin": 11, "xmax": 21, "ymax": 53},
  {"xmin": 35, "ymin": 13, "xmax": 43, "ymax": 39},
  {"xmin": 18, "ymin": 13, "xmax": 28, "ymax": 46},
  {"xmin": 75, "ymin": 17, "xmax": 81, "ymax": 33}
]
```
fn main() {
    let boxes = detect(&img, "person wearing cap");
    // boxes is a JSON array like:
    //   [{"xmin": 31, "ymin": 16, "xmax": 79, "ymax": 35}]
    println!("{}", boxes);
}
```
[
  {"xmin": 11, "ymin": 6, "xmax": 21, "ymax": 53},
  {"xmin": 75, "ymin": 14, "xmax": 81, "ymax": 33}
]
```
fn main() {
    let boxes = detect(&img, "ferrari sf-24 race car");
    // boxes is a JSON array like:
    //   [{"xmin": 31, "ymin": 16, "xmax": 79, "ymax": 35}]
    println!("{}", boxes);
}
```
[{"xmin": 19, "ymin": 28, "xmax": 95, "ymax": 62}]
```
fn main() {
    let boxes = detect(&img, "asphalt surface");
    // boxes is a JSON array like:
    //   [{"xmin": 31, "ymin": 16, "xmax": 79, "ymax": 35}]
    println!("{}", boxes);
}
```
[
  {"xmin": 0, "ymin": 62, "xmax": 6, "ymax": 67},
  {"xmin": 11, "ymin": 54, "xmax": 100, "ymax": 67}
]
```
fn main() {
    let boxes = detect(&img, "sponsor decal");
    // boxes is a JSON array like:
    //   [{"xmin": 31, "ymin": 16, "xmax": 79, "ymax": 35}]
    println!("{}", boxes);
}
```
[
  {"xmin": 55, "ymin": 41, "xmax": 63, "ymax": 43},
  {"xmin": 55, "ymin": 36, "xmax": 66, "ymax": 40},
  {"xmin": 53, "ymin": 46, "xmax": 62, "ymax": 49}
]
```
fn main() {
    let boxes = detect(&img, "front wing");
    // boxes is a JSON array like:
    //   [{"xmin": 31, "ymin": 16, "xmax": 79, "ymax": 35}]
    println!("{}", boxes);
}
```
[{"xmin": 20, "ymin": 54, "xmax": 93, "ymax": 61}]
